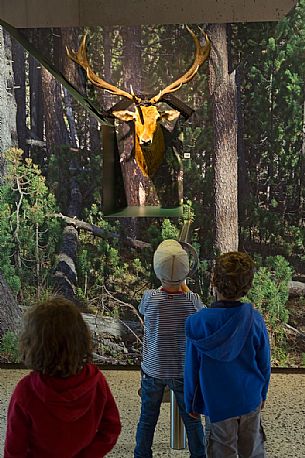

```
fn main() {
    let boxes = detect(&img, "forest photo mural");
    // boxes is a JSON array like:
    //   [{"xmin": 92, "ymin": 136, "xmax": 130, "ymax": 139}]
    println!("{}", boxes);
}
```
[{"xmin": 0, "ymin": 3, "xmax": 305, "ymax": 367}]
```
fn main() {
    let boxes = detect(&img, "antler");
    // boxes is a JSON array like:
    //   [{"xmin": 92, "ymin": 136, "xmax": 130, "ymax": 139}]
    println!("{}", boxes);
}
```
[
  {"xmin": 67, "ymin": 28, "xmax": 210, "ymax": 106},
  {"xmin": 66, "ymin": 35, "xmax": 141, "ymax": 103},
  {"xmin": 149, "ymin": 26, "xmax": 211, "ymax": 105}
]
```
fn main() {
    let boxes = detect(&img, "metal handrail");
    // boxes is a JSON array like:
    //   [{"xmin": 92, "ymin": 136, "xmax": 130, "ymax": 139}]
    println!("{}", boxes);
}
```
[{"xmin": 170, "ymin": 219, "xmax": 198, "ymax": 450}]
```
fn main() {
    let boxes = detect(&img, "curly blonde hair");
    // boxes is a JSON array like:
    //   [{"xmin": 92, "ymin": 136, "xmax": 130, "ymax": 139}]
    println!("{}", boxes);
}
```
[
  {"xmin": 212, "ymin": 252, "xmax": 255, "ymax": 300},
  {"xmin": 19, "ymin": 296, "xmax": 92, "ymax": 377}
]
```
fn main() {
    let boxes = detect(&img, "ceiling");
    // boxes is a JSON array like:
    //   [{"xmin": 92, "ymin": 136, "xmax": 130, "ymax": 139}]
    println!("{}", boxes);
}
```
[{"xmin": 0, "ymin": 0, "xmax": 298, "ymax": 27}]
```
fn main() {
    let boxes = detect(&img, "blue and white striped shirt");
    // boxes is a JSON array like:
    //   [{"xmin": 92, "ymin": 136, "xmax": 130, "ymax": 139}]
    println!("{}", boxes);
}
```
[{"xmin": 139, "ymin": 288, "xmax": 204, "ymax": 378}]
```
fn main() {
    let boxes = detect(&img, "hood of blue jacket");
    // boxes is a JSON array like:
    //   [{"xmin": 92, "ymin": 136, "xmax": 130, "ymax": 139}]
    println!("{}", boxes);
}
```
[{"xmin": 186, "ymin": 303, "xmax": 254, "ymax": 362}]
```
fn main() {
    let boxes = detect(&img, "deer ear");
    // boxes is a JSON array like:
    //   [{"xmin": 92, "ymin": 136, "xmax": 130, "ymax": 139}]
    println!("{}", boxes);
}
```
[
  {"xmin": 160, "ymin": 110, "xmax": 180, "ymax": 122},
  {"xmin": 112, "ymin": 110, "xmax": 136, "ymax": 121}
]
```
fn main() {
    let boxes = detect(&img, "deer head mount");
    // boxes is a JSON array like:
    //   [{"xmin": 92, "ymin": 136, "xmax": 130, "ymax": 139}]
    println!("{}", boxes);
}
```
[{"xmin": 67, "ymin": 27, "xmax": 210, "ymax": 177}]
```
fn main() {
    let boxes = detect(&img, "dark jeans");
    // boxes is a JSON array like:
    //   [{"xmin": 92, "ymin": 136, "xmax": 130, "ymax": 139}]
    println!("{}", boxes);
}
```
[{"xmin": 134, "ymin": 372, "xmax": 205, "ymax": 458}]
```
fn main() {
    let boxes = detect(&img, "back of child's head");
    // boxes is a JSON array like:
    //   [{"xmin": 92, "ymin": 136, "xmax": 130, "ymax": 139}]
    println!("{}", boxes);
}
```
[
  {"xmin": 212, "ymin": 251, "xmax": 255, "ymax": 299},
  {"xmin": 19, "ymin": 296, "xmax": 92, "ymax": 377},
  {"xmin": 153, "ymin": 239, "xmax": 189, "ymax": 287}
]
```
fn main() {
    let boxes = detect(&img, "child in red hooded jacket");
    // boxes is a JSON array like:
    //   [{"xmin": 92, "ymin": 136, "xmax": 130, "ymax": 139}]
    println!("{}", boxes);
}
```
[{"xmin": 4, "ymin": 296, "xmax": 121, "ymax": 458}]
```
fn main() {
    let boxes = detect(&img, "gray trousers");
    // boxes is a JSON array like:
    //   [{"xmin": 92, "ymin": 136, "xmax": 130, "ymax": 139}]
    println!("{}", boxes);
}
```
[{"xmin": 206, "ymin": 406, "xmax": 267, "ymax": 458}]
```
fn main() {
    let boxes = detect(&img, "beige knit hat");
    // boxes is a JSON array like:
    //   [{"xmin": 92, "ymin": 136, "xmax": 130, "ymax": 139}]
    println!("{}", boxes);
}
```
[{"xmin": 153, "ymin": 239, "xmax": 189, "ymax": 286}]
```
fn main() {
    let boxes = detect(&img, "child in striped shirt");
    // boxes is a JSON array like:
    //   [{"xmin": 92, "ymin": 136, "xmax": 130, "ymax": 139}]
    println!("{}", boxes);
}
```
[{"xmin": 134, "ymin": 239, "xmax": 206, "ymax": 458}]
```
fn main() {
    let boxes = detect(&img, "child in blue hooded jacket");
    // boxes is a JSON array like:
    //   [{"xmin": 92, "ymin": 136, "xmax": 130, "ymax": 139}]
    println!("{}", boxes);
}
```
[{"xmin": 184, "ymin": 252, "xmax": 270, "ymax": 458}]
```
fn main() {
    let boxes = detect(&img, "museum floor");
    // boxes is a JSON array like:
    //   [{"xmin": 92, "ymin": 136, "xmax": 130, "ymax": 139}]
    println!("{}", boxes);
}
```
[{"xmin": 1, "ymin": 369, "xmax": 304, "ymax": 457}]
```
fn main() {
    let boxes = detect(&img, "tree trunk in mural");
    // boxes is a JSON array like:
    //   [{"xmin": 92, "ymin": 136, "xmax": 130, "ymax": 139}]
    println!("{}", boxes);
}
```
[
  {"xmin": 40, "ymin": 29, "xmax": 70, "ymax": 155},
  {"xmin": 87, "ymin": 26, "xmax": 104, "ymax": 193},
  {"xmin": 41, "ymin": 72, "xmax": 69, "ymax": 153},
  {"xmin": 118, "ymin": 26, "xmax": 146, "ymax": 206},
  {"xmin": 236, "ymin": 65, "xmax": 250, "ymax": 232},
  {"xmin": 51, "ymin": 28, "xmax": 85, "ymax": 303},
  {"xmin": 0, "ymin": 27, "xmax": 17, "ymax": 179},
  {"xmin": 298, "ymin": 83, "xmax": 305, "ymax": 226},
  {"xmin": 101, "ymin": 26, "xmax": 113, "ymax": 112},
  {"xmin": 53, "ymin": 175, "xmax": 82, "ymax": 304},
  {"xmin": 29, "ymin": 37, "xmax": 43, "ymax": 143},
  {"xmin": 42, "ymin": 67, "xmax": 65, "ymax": 146},
  {"xmin": 208, "ymin": 24, "xmax": 238, "ymax": 254},
  {"xmin": 11, "ymin": 38, "xmax": 27, "ymax": 155},
  {"xmin": 118, "ymin": 26, "xmax": 164, "ymax": 208},
  {"xmin": 26, "ymin": 27, "xmax": 83, "ymax": 302},
  {"xmin": 0, "ymin": 273, "xmax": 21, "ymax": 336}
]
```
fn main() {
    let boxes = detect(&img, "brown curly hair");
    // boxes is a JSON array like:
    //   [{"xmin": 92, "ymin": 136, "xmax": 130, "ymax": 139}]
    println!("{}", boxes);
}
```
[
  {"xmin": 212, "ymin": 252, "xmax": 255, "ymax": 300},
  {"xmin": 19, "ymin": 296, "xmax": 93, "ymax": 377}
]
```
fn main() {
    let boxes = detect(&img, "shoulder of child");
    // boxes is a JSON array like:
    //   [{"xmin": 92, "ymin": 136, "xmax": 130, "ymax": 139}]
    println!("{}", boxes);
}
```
[
  {"xmin": 142, "ymin": 289, "xmax": 159, "ymax": 301},
  {"xmin": 10, "ymin": 371, "xmax": 36, "ymax": 407},
  {"xmin": 186, "ymin": 291, "xmax": 206, "ymax": 311},
  {"xmin": 138, "ymin": 289, "xmax": 156, "ymax": 314},
  {"xmin": 245, "ymin": 304, "xmax": 269, "ymax": 337},
  {"xmin": 252, "ymin": 305, "xmax": 268, "ymax": 325},
  {"xmin": 250, "ymin": 303, "xmax": 265, "ymax": 319},
  {"xmin": 94, "ymin": 365, "xmax": 112, "ymax": 386}
]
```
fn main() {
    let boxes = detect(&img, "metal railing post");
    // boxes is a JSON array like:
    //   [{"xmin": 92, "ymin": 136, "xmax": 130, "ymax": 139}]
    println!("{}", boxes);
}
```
[
  {"xmin": 170, "ymin": 390, "xmax": 186, "ymax": 449},
  {"xmin": 168, "ymin": 218, "xmax": 198, "ymax": 451}
]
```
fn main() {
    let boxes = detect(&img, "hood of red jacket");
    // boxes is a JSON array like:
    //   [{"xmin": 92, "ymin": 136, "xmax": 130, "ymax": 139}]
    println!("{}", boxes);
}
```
[{"xmin": 30, "ymin": 364, "xmax": 103, "ymax": 422}]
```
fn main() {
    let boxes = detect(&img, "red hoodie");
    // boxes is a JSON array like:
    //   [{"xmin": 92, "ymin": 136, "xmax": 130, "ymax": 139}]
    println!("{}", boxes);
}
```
[{"xmin": 4, "ymin": 364, "xmax": 121, "ymax": 457}]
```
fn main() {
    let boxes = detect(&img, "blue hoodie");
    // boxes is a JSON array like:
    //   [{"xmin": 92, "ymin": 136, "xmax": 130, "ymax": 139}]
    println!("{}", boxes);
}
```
[{"xmin": 184, "ymin": 302, "xmax": 271, "ymax": 423}]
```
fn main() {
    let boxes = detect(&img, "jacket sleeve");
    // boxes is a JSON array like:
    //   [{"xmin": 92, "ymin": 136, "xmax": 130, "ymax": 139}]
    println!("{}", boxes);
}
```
[
  {"xmin": 80, "ymin": 377, "xmax": 121, "ymax": 457},
  {"xmin": 256, "ymin": 317, "xmax": 271, "ymax": 401},
  {"xmin": 184, "ymin": 319, "xmax": 203, "ymax": 414},
  {"xmin": 4, "ymin": 392, "xmax": 30, "ymax": 458}
]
